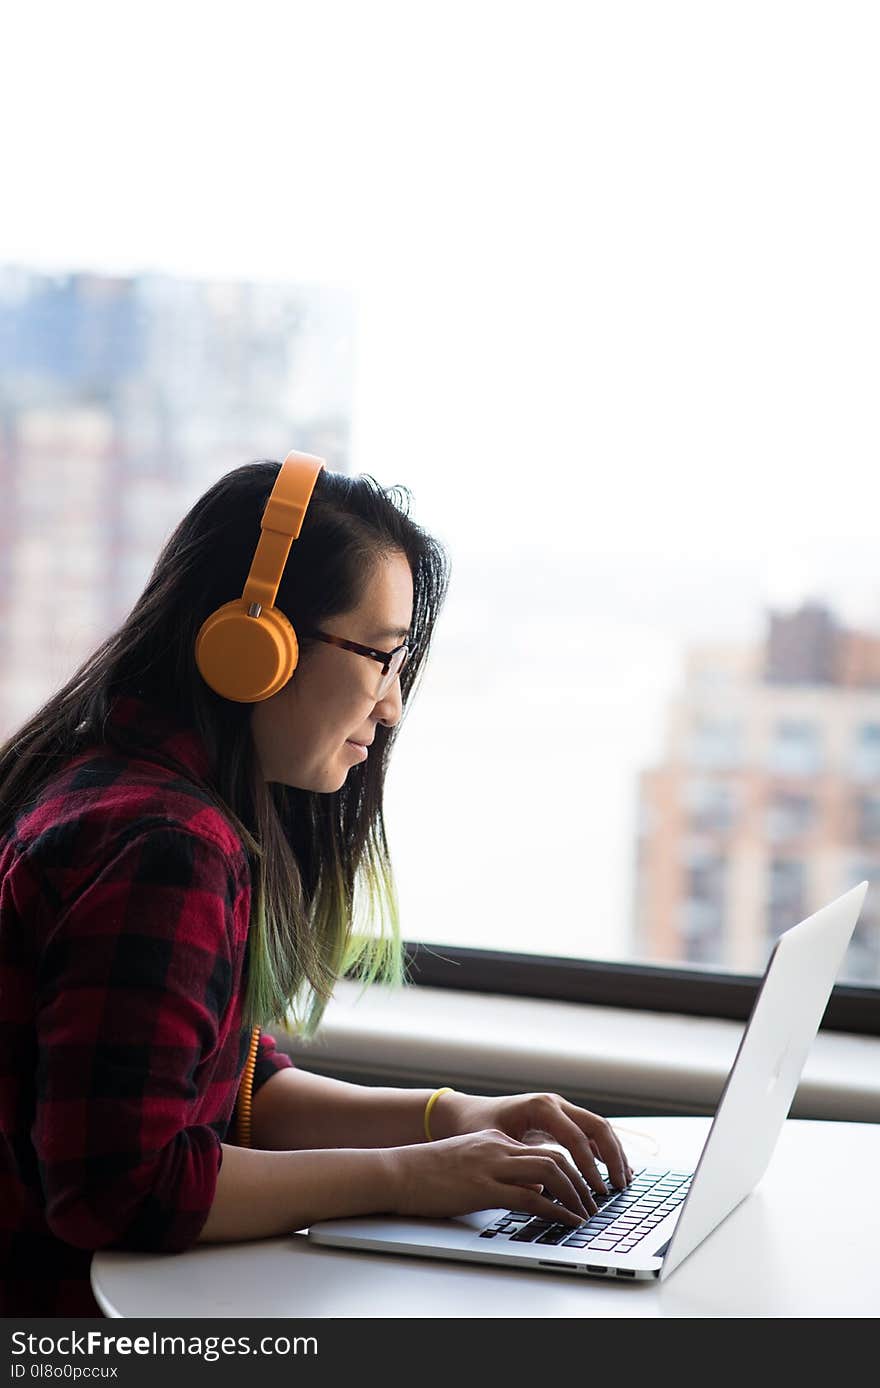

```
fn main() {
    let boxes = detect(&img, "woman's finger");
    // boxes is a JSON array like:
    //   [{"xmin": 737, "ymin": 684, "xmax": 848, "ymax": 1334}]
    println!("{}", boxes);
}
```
[
  {"xmin": 589, "ymin": 1131, "xmax": 633, "ymax": 1181},
  {"xmin": 563, "ymin": 1107, "xmax": 631, "ymax": 1189},
  {"xmin": 515, "ymin": 1137, "xmax": 603, "ymax": 1213},
  {"xmin": 496, "ymin": 1181, "xmax": 587, "ymax": 1228},
  {"xmin": 508, "ymin": 1151, "xmax": 597, "ymax": 1218},
  {"xmin": 527, "ymin": 1108, "xmax": 613, "ymax": 1195},
  {"xmin": 590, "ymin": 1134, "xmax": 634, "ymax": 1183}
]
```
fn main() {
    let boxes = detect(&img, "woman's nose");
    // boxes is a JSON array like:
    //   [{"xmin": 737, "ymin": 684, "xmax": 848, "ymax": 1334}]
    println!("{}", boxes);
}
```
[{"xmin": 376, "ymin": 676, "xmax": 403, "ymax": 725}]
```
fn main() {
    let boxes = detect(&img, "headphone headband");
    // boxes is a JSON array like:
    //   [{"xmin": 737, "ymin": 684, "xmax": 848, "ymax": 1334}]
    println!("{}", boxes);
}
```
[{"xmin": 242, "ymin": 450, "xmax": 325, "ymax": 614}]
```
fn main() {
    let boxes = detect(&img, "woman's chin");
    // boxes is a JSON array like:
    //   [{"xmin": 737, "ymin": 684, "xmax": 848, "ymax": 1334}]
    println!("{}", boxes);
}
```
[{"xmin": 329, "ymin": 762, "xmax": 353, "ymax": 793}]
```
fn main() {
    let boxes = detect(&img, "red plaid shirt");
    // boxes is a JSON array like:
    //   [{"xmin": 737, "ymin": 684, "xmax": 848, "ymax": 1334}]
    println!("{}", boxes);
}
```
[{"xmin": 0, "ymin": 691, "xmax": 294, "ymax": 1316}]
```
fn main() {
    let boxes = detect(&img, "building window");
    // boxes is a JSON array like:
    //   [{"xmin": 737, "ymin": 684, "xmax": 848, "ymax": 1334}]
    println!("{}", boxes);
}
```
[
  {"xmin": 768, "ymin": 721, "xmax": 822, "ymax": 777},
  {"xmin": 680, "ymin": 851, "xmax": 726, "ymax": 963},
  {"xmin": 856, "ymin": 795, "xmax": 880, "ymax": 844},
  {"xmin": 852, "ymin": 724, "xmax": 880, "ymax": 782},
  {"xmin": 683, "ymin": 778, "xmax": 738, "ymax": 834},
  {"xmin": 767, "ymin": 858, "xmax": 807, "ymax": 938},
  {"xmin": 766, "ymin": 792, "xmax": 815, "ymax": 842},
  {"xmin": 688, "ymin": 720, "xmax": 742, "ymax": 771},
  {"xmin": 844, "ymin": 863, "xmax": 880, "ymax": 983}
]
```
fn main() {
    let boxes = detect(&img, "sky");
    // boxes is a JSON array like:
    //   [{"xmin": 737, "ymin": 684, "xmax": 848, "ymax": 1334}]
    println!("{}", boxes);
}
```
[
  {"xmin": 2, "ymin": 2, "xmax": 878, "ymax": 618},
  {"xmin": 2, "ymin": 1, "xmax": 880, "ymax": 961}
]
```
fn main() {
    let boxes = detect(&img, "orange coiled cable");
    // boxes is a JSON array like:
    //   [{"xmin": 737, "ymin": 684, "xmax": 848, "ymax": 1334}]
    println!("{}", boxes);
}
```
[{"xmin": 235, "ymin": 1025, "xmax": 262, "ymax": 1148}]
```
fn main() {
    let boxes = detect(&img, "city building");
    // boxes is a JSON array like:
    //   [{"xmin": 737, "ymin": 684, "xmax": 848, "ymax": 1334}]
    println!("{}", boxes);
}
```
[
  {"xmin": 0, "ymin": 265, "xmax": 354, "ymax": 731},
  {"xmin": 633, "ymin": 602, "xmax": 880, "ymax": 983}
]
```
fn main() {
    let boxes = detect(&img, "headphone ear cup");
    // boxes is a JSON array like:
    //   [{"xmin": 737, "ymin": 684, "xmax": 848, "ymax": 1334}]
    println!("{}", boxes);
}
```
[{"xmin": 195, "ymin": 600, "xmax": 299, "ymax": 702}]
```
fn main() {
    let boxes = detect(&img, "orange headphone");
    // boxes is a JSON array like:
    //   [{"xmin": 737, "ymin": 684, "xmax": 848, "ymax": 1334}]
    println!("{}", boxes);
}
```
[
  {"xmin": 195, "ymin": 448, "xmax": 326, "ymax": 704},
  {"xmin": 194, "ymin": 449, "xmax": 326, "ymax": 1146}
]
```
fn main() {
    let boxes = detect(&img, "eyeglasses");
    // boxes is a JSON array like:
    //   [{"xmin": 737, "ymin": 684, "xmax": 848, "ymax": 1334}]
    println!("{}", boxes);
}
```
[{"xmin": 301, "ymin": 628, "xmax": 411, "ymax": 699}]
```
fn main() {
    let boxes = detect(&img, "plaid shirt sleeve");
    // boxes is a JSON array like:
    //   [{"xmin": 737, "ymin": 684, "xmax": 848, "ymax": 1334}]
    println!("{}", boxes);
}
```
[
  {"xmin": 252, "ymin": 1029, "xmax": 295, "ymax": 1096},
  {"xmin": 32, "ymin": 825, "xmax": 247, "ymax": 1254}
]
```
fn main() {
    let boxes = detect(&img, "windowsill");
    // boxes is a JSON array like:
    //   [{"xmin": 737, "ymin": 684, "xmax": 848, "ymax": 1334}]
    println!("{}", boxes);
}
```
[{"xmin": 274, "ymin": 978, "xmax": 880, "ymax": 1122}]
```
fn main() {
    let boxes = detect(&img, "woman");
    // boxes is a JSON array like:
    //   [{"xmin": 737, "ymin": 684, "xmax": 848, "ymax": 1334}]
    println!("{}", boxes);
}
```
[{"xmin": 0, "ymin": 452, "xmax": 632, "ymax": 1316}]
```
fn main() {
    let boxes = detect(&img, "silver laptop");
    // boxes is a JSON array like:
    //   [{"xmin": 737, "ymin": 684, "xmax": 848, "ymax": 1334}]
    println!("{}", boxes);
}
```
[{"xmin": 308, "ymin": 881, "xmax": 867, "ymax": 1282}]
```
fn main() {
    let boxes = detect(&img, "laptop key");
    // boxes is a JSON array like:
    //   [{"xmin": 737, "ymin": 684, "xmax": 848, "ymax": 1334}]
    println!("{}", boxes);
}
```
[
  {"xmin": 510, "ymin": 1222, "xmax": 553, "ymax": 1242},
  {"xmin": 536, "ymin": 1227, "xmax": 575, "ymax": 1245}
]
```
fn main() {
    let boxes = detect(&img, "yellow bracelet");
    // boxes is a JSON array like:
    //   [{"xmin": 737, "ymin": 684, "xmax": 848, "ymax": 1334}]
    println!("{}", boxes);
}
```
[{"xmin": 423, "ymin": 1086, "xmax": 454, "ymax": 1141}]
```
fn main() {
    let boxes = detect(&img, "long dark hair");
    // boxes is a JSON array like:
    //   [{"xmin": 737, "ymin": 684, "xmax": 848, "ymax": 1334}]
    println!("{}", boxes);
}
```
[{"xmin": 0, "ymin": 461, "xmax": 451, "ymax": 1036}]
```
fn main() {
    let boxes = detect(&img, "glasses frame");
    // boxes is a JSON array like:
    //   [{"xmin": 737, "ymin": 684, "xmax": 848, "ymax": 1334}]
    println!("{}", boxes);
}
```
[{"xmin": 301, "ymin": 627, "xmax": 411, "ymax": 694}]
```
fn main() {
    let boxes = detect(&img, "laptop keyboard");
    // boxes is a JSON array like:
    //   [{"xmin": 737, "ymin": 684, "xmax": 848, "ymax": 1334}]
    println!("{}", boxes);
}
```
[{"xmin": 478, "ymin": 1167, "xmax": 692, "ymax": 1255}]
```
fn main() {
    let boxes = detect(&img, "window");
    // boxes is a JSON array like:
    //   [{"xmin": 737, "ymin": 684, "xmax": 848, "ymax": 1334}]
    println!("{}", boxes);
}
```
[
  {"xmin": 3, "ymin": 8, "xmax": 877, "ymax": 1038},
  {"xmin": 852, "ymin": 725, "xmax": 880, "ymax": 783},
  {"xmin": 846, "ymin": 862, "xmax": 880, "ymax": 983},
  {"xmin": 683, "ymin": 779, "xmax": 739, "ymax": 835},
  {"xmin": 768, "ymin": 722, "xmax": 822, "ymax": 778},
  {"xmin": 766, "ymin": 792, "xmax": 815, "ymax": 843},
  {"xmin": 680, "ymin": 852, "xmax": 726, "ymax": 964},
  {"xmin": 767, "ymin": 859, "xmax": 807, "ymax": 941},
  {"xmin": 856, "ymin": 795, "xmax": 880, "ymax": 844},
  {"xmin": 688, "ymin": 721, "xmax": 742, "ymax": 771}
]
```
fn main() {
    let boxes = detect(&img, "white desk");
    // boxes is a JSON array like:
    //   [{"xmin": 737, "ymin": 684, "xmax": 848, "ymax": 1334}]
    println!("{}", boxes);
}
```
[{"xmin": 92, "ymin": 1117, "xmax": 880, "ymax": 1319}]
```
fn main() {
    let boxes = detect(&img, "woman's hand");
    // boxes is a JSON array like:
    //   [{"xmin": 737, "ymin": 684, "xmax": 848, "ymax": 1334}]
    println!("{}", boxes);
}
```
[
  {"xmin": 386, "ymin": 1128, "xmax": 600, "ymax": 1225},
  {"xmin": 427, "ymin": 1090, "xmax": 634, "ymax": 1198}
]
